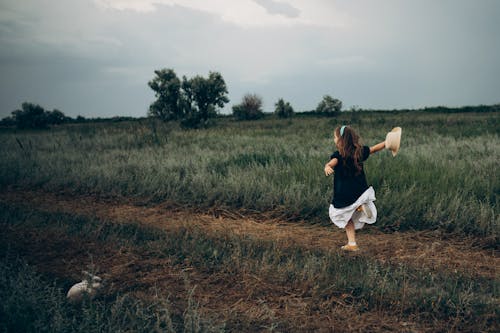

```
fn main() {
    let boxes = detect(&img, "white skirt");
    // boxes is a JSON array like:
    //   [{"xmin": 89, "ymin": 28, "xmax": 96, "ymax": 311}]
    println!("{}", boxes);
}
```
[{"xmin": 329, "ymin": 186, "xmax": 377, "ymax": 230}]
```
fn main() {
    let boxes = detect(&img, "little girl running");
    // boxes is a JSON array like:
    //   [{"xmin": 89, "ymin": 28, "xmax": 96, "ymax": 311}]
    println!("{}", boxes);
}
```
[{"xmin": 324, "ymin": 125, "xmax": 386, "ymax": 251}]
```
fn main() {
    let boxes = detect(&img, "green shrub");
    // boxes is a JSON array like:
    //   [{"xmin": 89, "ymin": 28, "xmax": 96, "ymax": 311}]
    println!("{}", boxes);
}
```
[
  {"xmin": 274, "ymin": 98, "xmax": 294, "ymax": 118},
  {"xmin": 232, "ymin": 93, "xmax": 264, "ymax": 120},
  {"xmin": 315, "ymin": 95, "xmax": 342, "ymax": 114}
]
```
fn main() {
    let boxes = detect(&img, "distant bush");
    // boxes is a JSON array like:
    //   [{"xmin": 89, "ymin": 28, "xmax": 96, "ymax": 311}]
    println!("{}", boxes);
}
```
[
  {"xmin": 11, "ymin": 103, "xmax": 49, "ymax": 129},
  {"xmin": 7, "ymin": 103, "xmax": 71, "ymax": 129},
  {"xmin": 75, "ymin": 115, "xmax": 87, "ymax": 123},
  {"xmin": 232, "ymin": 93, "xmax": 264, "ymax": 120},
  {"xmin": 315, "ymin": 95, "xmax": 342, "ymax": 115},
  {"xmin": 0, "ymin": 116, "xmax": 16, "ymax": 127},
  {"xmin": 422, "ymin": 104, "xmax": 500, "ymax": 113},
  {"xmin": 274, "ymin": 98, "xmax": 294, "ymax": 118}
]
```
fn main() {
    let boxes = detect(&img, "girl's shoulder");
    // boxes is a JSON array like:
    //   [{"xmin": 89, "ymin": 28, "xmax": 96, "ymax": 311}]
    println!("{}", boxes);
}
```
[
  {"xmin": 331, "ymin": 147, "xmax": 369, "ymax": 160},
  {"xmin": 330, "ymin": 150, "xmax": 341, "ymax": 160}
]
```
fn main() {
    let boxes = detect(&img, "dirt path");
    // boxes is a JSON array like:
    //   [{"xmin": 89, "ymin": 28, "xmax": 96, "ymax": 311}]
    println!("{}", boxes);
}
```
[
  {"xmin": 1, "ymin": 188, "xmax": 498, "ymax": 332},
  {"xmin": 0, "ymin": 189, "xmax": 433, "ymax": 332},
  {"xmin": 0, "ymin": 189, "xmax": 498, "ymax": 280}
]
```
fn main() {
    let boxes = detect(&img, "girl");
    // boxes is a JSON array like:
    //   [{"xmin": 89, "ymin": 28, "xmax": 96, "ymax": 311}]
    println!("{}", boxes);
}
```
[{"xmin": 324, "ymin": 125, "xmax": 386, "ymax": 251}]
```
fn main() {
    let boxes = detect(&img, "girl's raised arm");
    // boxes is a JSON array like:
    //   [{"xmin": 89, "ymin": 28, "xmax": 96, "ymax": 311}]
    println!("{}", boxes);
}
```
[{"xmin": 370, "ymin": 141, "xmax": 386, "ymax": 154}]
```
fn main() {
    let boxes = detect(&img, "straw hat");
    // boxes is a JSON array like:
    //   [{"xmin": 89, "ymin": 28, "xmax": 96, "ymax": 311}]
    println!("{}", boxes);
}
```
[{"xmin": 385, "ymin": 127, "xmax": 402, "ymax": 156}]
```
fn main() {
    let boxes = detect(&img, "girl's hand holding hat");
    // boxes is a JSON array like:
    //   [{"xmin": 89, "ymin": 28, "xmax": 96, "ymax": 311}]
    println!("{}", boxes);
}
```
[{"xmin": 385, "ymin": 127, "xmax": 402, "ymax": 157}]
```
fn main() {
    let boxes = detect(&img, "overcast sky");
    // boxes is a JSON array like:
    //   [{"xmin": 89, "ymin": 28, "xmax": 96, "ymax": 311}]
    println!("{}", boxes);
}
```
[{"xmin": 1, "ymin": 0, "xmax": 499, "ymax": 118}]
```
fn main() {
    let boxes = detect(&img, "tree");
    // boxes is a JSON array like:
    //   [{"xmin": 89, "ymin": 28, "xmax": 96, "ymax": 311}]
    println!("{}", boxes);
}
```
[
  {"xmin": 274, "ymin": 98, "xmax": 294, "ymax": 118},
  {"xmin": 181, "ymin": 72, "xmax": 229, "ymax": 128},
  {"xmin": 4, "ymin": 102, "xmax": 71, "ymax": 129},
  {"xmin": 0, "ymin": 116, "xmax": 15, "ymax": 127},
  {"xmin": 315, "ymin": 95, "xmax": 342, "ymax": 114},
  {"xmin": 11, "ymin": 103, "xmax": 49, "ymax": 129},
  {"xmin": 232, "ymin": 93, "xmax": 264, "ymax": 120},
  {"xmin": 148, "ymin": 69, "xmax": 229, "ymax": 128},
  {"xmin": 46, "ymin": 109, "xmax": 70, "ymax": 125},
  {"xmin": 148, "ymin": 69, "xmax": 182, "ymax": 121},
  {"xmin": 9, "ymin": 103, "xmax": 71, "ymax": 129}
]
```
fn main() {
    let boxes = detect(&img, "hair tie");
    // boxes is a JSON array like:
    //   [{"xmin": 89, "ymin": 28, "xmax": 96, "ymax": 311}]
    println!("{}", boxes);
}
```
[{"xmin": 340, "ymin": 125, "xmax": 346, "ymax": 137}]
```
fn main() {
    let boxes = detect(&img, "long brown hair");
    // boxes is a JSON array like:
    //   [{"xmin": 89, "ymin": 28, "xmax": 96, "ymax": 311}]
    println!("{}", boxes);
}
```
[{"xmin": 334, "ymin": 125, "xmax": 364, "ymax": 175}]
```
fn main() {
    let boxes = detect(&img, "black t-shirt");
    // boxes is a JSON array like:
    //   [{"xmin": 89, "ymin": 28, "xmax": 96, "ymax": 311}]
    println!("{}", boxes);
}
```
[{"xmin": 330, "ymin": 146, "xmax": 371, "ymax": 208}]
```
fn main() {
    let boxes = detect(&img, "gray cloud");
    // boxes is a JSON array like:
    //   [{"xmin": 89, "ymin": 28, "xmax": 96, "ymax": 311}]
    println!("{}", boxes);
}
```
[
  {"xmin": 252, "ymin": 0, "xmax": 300, "ymax": 18},
  {"xmin": 0, "ymin": 0, "xmax": 499, "ymax": 119}
]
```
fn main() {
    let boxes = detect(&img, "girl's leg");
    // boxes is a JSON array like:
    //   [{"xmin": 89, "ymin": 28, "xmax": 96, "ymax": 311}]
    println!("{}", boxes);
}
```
[
  {"xmin": 345, "ymin": 219, "xmax": 357, "ymax": 246},
  {"xmin": 341, "ymin": 220, "xmax": 358, "ymax": 251}
]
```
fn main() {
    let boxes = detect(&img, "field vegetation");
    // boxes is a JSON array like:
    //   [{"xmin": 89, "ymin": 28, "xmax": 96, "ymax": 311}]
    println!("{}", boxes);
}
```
[
  {"xmin": 0, "ymin": 109, "xmax": 498, "ymax": 331},
  {"xmin": 1, "ymin": 110, "xmax": 498, "ymax": 237}
]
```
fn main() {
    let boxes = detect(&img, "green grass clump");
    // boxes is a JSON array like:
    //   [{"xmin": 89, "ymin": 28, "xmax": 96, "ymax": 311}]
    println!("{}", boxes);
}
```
[{"xmin": 0, "ymin": 111, "xmax": 498, "ymax": 239}]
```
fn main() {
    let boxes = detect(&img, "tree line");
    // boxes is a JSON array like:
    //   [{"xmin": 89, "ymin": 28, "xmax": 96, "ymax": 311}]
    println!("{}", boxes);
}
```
[
  {"xmin": 0, "ymin": 68, "xmax": 341, "ymax": 129},
  {"xmin": 148, "ymin": 68, "xmax": 342, "ymax": 127},
  {"xmin": 3, "ymin": 67, "xmax": 498, "ymax": 130},
  {"xmin": 0, "ymin": 103, "xmax": 72, "ymax": 129},
  {"xmin": 0, "ymin": 103, "xmax": 139, "ymax": 129}
]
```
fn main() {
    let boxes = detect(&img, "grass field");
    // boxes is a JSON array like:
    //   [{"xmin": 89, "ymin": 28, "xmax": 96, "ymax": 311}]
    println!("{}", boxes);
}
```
[
  {"xmin": 1, "ymin": 110, "xmax": 498, "ymax": 236},
  {"xmin": 0, "ymin": 110, "xmax": 499, "ymax": 332}
]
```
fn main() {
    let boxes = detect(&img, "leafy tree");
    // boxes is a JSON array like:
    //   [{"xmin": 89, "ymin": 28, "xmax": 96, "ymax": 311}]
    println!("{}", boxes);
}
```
[
  {"xmin": 9, "ymin": 103, "xmax": 71, "ymax": 129},
  {"xmin": 0, "ymin": 116, "xmax": 15, "ymax": 127},
  {"xmin": 232, "ymin": 94, "xmax": 264, "ymax": 120},
  {"xmin": 148, "ymin": 69, "xmax": 229, "ymax": 128},
  {"xmin": 11, "ymin": 103, "xmax": 49, "ymax": 129},
  {"xmin": 315, "ymin": 95, "xmax": 342, "ymax": 114},
  {"xmin": 180, "ymin": 72, "xmax": 229, "ymax": 128},
  {"xmin": 148, "ymin": 69, "xmax": 182, "ymax": 121},
  {"xmin": 46, "ymin": 109, "xmax": 70, "ymax": 124},
  {"xmin": 274, "ymin": 98, "xmax": 294, "ymax": 118}
]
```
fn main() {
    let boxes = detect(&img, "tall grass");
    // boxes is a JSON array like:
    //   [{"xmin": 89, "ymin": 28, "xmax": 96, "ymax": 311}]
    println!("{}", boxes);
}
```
[{"xmin": 0, "ymin": 111, "xmax": 498, "ymax": 238}]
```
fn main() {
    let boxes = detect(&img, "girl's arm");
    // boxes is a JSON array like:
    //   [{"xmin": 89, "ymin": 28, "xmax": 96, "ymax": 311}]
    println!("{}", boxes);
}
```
[
  {"xmin": 324, "ymin": 158, "xmax": 338, "ymax": 176},
  {"xmin": 370, "ymin": 141, "xmax": 385, "ymax": 154}
]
